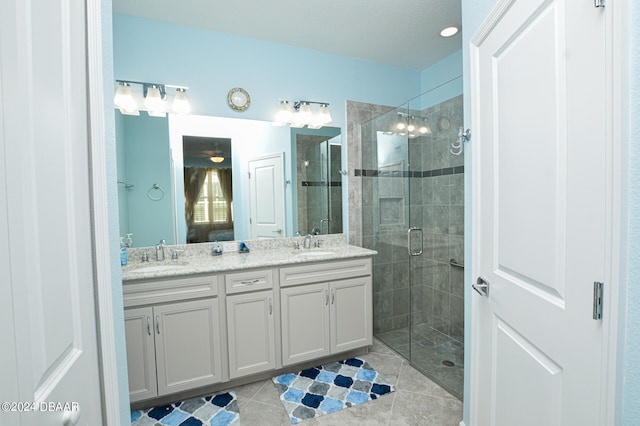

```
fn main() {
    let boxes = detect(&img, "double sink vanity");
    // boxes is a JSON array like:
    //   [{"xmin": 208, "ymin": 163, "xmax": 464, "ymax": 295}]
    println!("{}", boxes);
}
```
[{"xmin": 121, "ymin": 235, "xmax": 376, "ymax": 407}]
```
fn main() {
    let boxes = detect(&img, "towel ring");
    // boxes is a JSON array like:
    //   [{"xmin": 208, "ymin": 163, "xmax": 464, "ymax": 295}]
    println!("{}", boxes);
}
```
[{"xmin": 147, "ymin": 184, "xmax": 164, "ymax": 201}]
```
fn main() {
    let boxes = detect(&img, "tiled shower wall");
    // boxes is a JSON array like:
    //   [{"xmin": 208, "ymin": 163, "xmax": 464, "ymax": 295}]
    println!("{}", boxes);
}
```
[{"xmin": 350, "ymin": 96, "xmax": 464, "ymax": 343}]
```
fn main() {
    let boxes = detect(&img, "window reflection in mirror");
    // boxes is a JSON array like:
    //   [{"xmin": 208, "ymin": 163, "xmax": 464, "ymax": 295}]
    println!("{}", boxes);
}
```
[{"xmin": 182, "ymin": 136, "xmax": 233, "ymax": 243}]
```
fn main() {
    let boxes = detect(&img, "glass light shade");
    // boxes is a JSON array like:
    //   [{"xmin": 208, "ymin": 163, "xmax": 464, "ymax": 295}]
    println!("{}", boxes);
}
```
[
  {"xmin": 210, "ymin": 156, "xmax": 224, "ymax": 163},
  {"xmin": 316, "ymin": 104, "xmax": 333, "ymax": 126},
  {"xmin": 144, "ymin": 85, "xmax": 164, "ymax": 112},
  {"xmin": 298, "ymin": 102, "xmax": 313, "ymax": 123},
  {"xmin": 407, "ymin": 117, "xmax": 417, "ymax": 133},
  {"xmin": 418, "ymin": 119, "xmax": 432, "ymax": 134},
  {"xmin": 291, "ymin": 102, "xmax": 312, "ymax": 128},
  {"xmin": 274, "ymin": 101, "xmax": 293, "ymax": 126},
  {"xmin": 147, "ymin": 110, "xmax": 167, "ymax": 118},
  {"xmin": 114, "ymin": 83, "xmax": 137, "ymax": 112},
  {"xmin": 173, "ymin": 88, "xmax": 191, "ymax": 114},
  {"xmin": 395, "ymin": 119, "xmax": 407, "ymax": 131}
]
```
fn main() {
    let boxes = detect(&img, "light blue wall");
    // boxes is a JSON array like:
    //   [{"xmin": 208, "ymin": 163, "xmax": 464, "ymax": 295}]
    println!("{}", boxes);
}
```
[
  {"xmin": 419, "ymin": 50, "xmax": 463, "ymax": 109},
  {"xmin": 623, "ymin": 1, "xmax": 640, "ymax": 424},
  {"xmin": 112, "ymin": 14, "xmax": 421, "ymax": 128}
]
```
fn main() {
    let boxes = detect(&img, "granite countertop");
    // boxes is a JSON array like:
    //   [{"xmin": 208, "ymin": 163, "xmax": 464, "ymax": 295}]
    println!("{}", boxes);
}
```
[{"xmin": 121, "ymin": 236, "xmax": 376, "ymax": 282}]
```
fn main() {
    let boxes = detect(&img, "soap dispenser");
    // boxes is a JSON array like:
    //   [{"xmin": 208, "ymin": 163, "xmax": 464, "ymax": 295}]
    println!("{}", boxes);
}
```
[
  {"xmin": 125, "ymin": 233, "xmax": 134, "ymax": 248},
  {"xmin": 211, "ymin": 241, "xmax": 223, "ymax": 256},
  {"xmin": 120, "ymin": 237, "xmax": 128, "ymax": 266}
]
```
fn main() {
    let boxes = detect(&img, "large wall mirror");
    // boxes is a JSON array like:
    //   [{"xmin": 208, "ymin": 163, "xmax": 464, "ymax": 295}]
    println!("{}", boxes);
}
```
[{"xmin": 116, "ymin": 113, "xmax": 344, "ymax": 247}]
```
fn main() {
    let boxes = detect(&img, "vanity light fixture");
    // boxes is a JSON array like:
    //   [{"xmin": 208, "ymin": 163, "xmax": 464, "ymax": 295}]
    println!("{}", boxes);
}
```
[
  {"xmin": 114, "ymin": 80, "xmax": 191, "ymax": 117},
  {"xmin": 440, "ymin": 26, "xmax": 459, "ymax": 37},
  {"xmin": 391, "ymin": 112, "xmax": 431, "ymax": 138},
  {"xmin": 273, "ymin": 100, "xmax": 332, "ymax": 129}
]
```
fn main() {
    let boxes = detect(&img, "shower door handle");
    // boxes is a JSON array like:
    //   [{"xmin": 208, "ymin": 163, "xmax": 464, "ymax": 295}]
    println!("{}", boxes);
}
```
[{"xmin": 407, "ymin": 227, "xmax": 423, "ymax": 256}]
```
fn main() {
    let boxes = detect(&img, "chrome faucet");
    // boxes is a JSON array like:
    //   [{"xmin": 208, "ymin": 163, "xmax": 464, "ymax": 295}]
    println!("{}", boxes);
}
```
[
  {"xmin": 303, "ymin": 234, "xmax": 315, "ymax": 249},
  {"xmin": 156, "ymin": 239, "xmax": 166, "ymax": 261}
]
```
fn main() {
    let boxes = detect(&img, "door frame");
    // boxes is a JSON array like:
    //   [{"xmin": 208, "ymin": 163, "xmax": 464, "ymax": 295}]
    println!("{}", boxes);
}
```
[
  {"xmin": 467, "ymin": 0, "xmax": 628, "ymax": 425},
  {"xmin": 87, "ymin": 0, "xmax": 124, "ymax": 424}
]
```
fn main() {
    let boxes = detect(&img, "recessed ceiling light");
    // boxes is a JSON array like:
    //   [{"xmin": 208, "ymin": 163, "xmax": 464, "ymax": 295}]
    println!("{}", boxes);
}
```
[{"xmin": 440, "ymin": 26, "xmax": 459, "ymax": 37}]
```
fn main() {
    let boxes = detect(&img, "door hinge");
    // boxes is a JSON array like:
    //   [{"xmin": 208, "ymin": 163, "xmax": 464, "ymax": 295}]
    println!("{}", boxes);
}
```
[
  {"xmin": 593, "ymin": 281, "xmax": 604, "ymax": 320},
  {"xmin": 248, "ymin": 171, "xmax": 251, "ymax": 179},
  {"xmin": 594, "ymin": 0, "xmax": 605, "ymax": 7}
]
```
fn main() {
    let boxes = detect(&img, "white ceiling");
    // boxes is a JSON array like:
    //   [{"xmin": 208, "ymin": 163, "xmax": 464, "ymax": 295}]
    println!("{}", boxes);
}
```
[{"xmin": 112, "ymin": 0, "xmax": 462, "ymax": 72}]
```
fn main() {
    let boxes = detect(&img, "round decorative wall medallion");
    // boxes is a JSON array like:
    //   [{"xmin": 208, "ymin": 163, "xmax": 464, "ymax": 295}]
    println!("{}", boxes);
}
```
[
  {"xmin": 227, "ymin": 87, "xmax": 250, "ymax": 111},
  {"xmin": 438, "ymin": 116, "xmax": 451, "ymax": 131}
]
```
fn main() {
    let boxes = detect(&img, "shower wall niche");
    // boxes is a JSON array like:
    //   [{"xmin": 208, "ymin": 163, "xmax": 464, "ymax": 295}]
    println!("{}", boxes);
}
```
[{"xmin": 361, "ymin": 88, "xmax": 464, "ymax": 399}]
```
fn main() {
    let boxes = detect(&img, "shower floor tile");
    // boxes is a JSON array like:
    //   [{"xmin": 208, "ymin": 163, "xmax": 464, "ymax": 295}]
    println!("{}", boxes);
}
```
[{"xmin": 375, "ymin": 325, "xmax": 464, "ymax": 400}]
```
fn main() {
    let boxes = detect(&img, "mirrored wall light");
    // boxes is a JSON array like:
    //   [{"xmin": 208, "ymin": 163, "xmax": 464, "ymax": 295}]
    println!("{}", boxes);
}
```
[
  {"xmin": 114, "ymin": 80, "xmax": 191, "ymax": 117},
  {"xmin": 418, "ymin": 118, "xmax": 432, "ymax": 135},
  {"xmin": 273, "ymin": 100, "xmax": 332, "ymax": 129},
  {"xmin": 390, "ymin": 112, "xmax": 431, "ymax": 137}
]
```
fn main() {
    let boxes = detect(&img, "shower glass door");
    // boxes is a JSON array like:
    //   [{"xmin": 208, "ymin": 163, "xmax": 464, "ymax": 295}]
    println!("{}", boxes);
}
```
[{"xmin": 363, "ymin": 78, "xmax": 464, "ymax": 399}]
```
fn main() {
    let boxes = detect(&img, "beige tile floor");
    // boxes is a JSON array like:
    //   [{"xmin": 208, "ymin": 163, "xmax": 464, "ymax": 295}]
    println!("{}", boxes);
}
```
[{"xmin": 222, "ymin": 339, "xmax": 463, "ymax": 426}]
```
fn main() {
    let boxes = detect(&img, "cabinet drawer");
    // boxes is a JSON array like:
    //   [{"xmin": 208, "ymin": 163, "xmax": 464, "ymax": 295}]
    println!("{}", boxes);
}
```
[
  {"xmin": 225, "ymin": 268, "xmax": 273, "ymax": 294},
  {"xmin": 280, "ymin": 258, "xmax": 372, "ymax": 287},
  {"xmin": 123, "ymin": 274, "xmax": 218, "ymax": 307}
]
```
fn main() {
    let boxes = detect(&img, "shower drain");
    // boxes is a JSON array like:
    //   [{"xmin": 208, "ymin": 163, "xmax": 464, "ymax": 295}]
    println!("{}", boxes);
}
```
[{"xmin": 442, "ymin": 360, "xmax": 455, "ymax": 367}]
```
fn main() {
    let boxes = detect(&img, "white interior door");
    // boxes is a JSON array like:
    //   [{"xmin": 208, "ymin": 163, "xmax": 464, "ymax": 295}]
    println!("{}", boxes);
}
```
[
  {"xmin": 0, "ymin": 0, "xmax": 103, "ymax": 424},
  {"xmin": 248, "ymin": 153, "xmax": 286, "ymax": 239},
  {"xmin": 470, "ymin": 0, "xmax": 609, "ymax": 425}
]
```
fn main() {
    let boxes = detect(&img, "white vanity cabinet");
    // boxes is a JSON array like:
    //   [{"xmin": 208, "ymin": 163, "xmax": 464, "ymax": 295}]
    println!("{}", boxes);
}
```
[
  {"xmin": 123, "ymin": 275, "xmax": 223, "ymax": 403},
  {"xmin": 280, "ymin": 258, "xmax": 372, "ymax": 366},
  {"xmin": 225, "ymin": 269, "xmax": 277, "ymax": 379}
]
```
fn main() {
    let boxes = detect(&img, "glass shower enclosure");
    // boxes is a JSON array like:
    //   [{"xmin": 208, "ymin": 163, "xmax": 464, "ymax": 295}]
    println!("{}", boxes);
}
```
[{"xmin": 361, "ymin": 80, "xmax": 464, "ymax": 398}]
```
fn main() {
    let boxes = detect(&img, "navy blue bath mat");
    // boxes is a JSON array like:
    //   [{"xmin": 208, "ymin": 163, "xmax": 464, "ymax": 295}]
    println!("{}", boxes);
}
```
[
  {"xmin": 272, "ymin": 357, "xmax": 395, "ymax": 424},
  {"xmin": 130, "ymin": 391, "xmax": 239, "ymax": 426}
]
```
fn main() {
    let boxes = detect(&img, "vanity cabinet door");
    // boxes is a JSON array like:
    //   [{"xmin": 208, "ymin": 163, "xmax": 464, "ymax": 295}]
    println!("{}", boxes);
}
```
[
  {"xmin": 227, "ymin": 290, "xmax": 276, "ymax": 379},
  {"xmin": 124, "ymin": 307, "xmax": 158, "ymax": 403},
  {"xmin": 281, "ymin": 282, "xmax": 331, "ymax": 366},
  {"xmin": 154, "ymin": 298, "xmax": 223, "ymax": 396},
  {"xmin": 330, "ymin": 277, "xmax": 372, "ymax": 354}
]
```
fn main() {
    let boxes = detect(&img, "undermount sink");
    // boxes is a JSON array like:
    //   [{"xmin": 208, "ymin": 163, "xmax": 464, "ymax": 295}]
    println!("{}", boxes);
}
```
[
  {"xmin": 129, "ymin": 262, "xmax": 188, "ymax": 273},
  {"xmin": 295, "ymin": 251, "xmax": 335, "ymax": 257}
]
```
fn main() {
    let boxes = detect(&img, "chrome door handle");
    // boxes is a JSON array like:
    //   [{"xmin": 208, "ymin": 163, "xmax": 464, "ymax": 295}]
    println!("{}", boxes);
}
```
[
  {"xmin": 325, "ymin": 289, "xmax": 329, "ymax": 305},
  {"xmin": 331, "ymin": 289, "xmax": 335, "ymax": 305},
  {"xmin": 155, "ymin": 315, "xmax": 160, "ymax": 334},
  {"xmin": 273, "ymin": 229, "xmax": 282, "ymax": 234},
  {"xmin": 269, "ymin": 297, "xmax": 273, "ymax": 315},
  {"xmin": 146, "ymin": 316, "xmax": 151, "ymax": 336},
  {"xmin": 407, "ymin": 227, "xmax": 423, "ymax": 256},
  {"xmin": 473, "ymin": 277, "xmax": 490, "ymax": 297}
]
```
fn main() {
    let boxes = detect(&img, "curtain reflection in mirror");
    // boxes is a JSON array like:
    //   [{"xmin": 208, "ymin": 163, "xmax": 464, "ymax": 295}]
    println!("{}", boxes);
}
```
[{"xmin": 184, "ymin": 167, "xmax": 234, "ymax": 243}]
